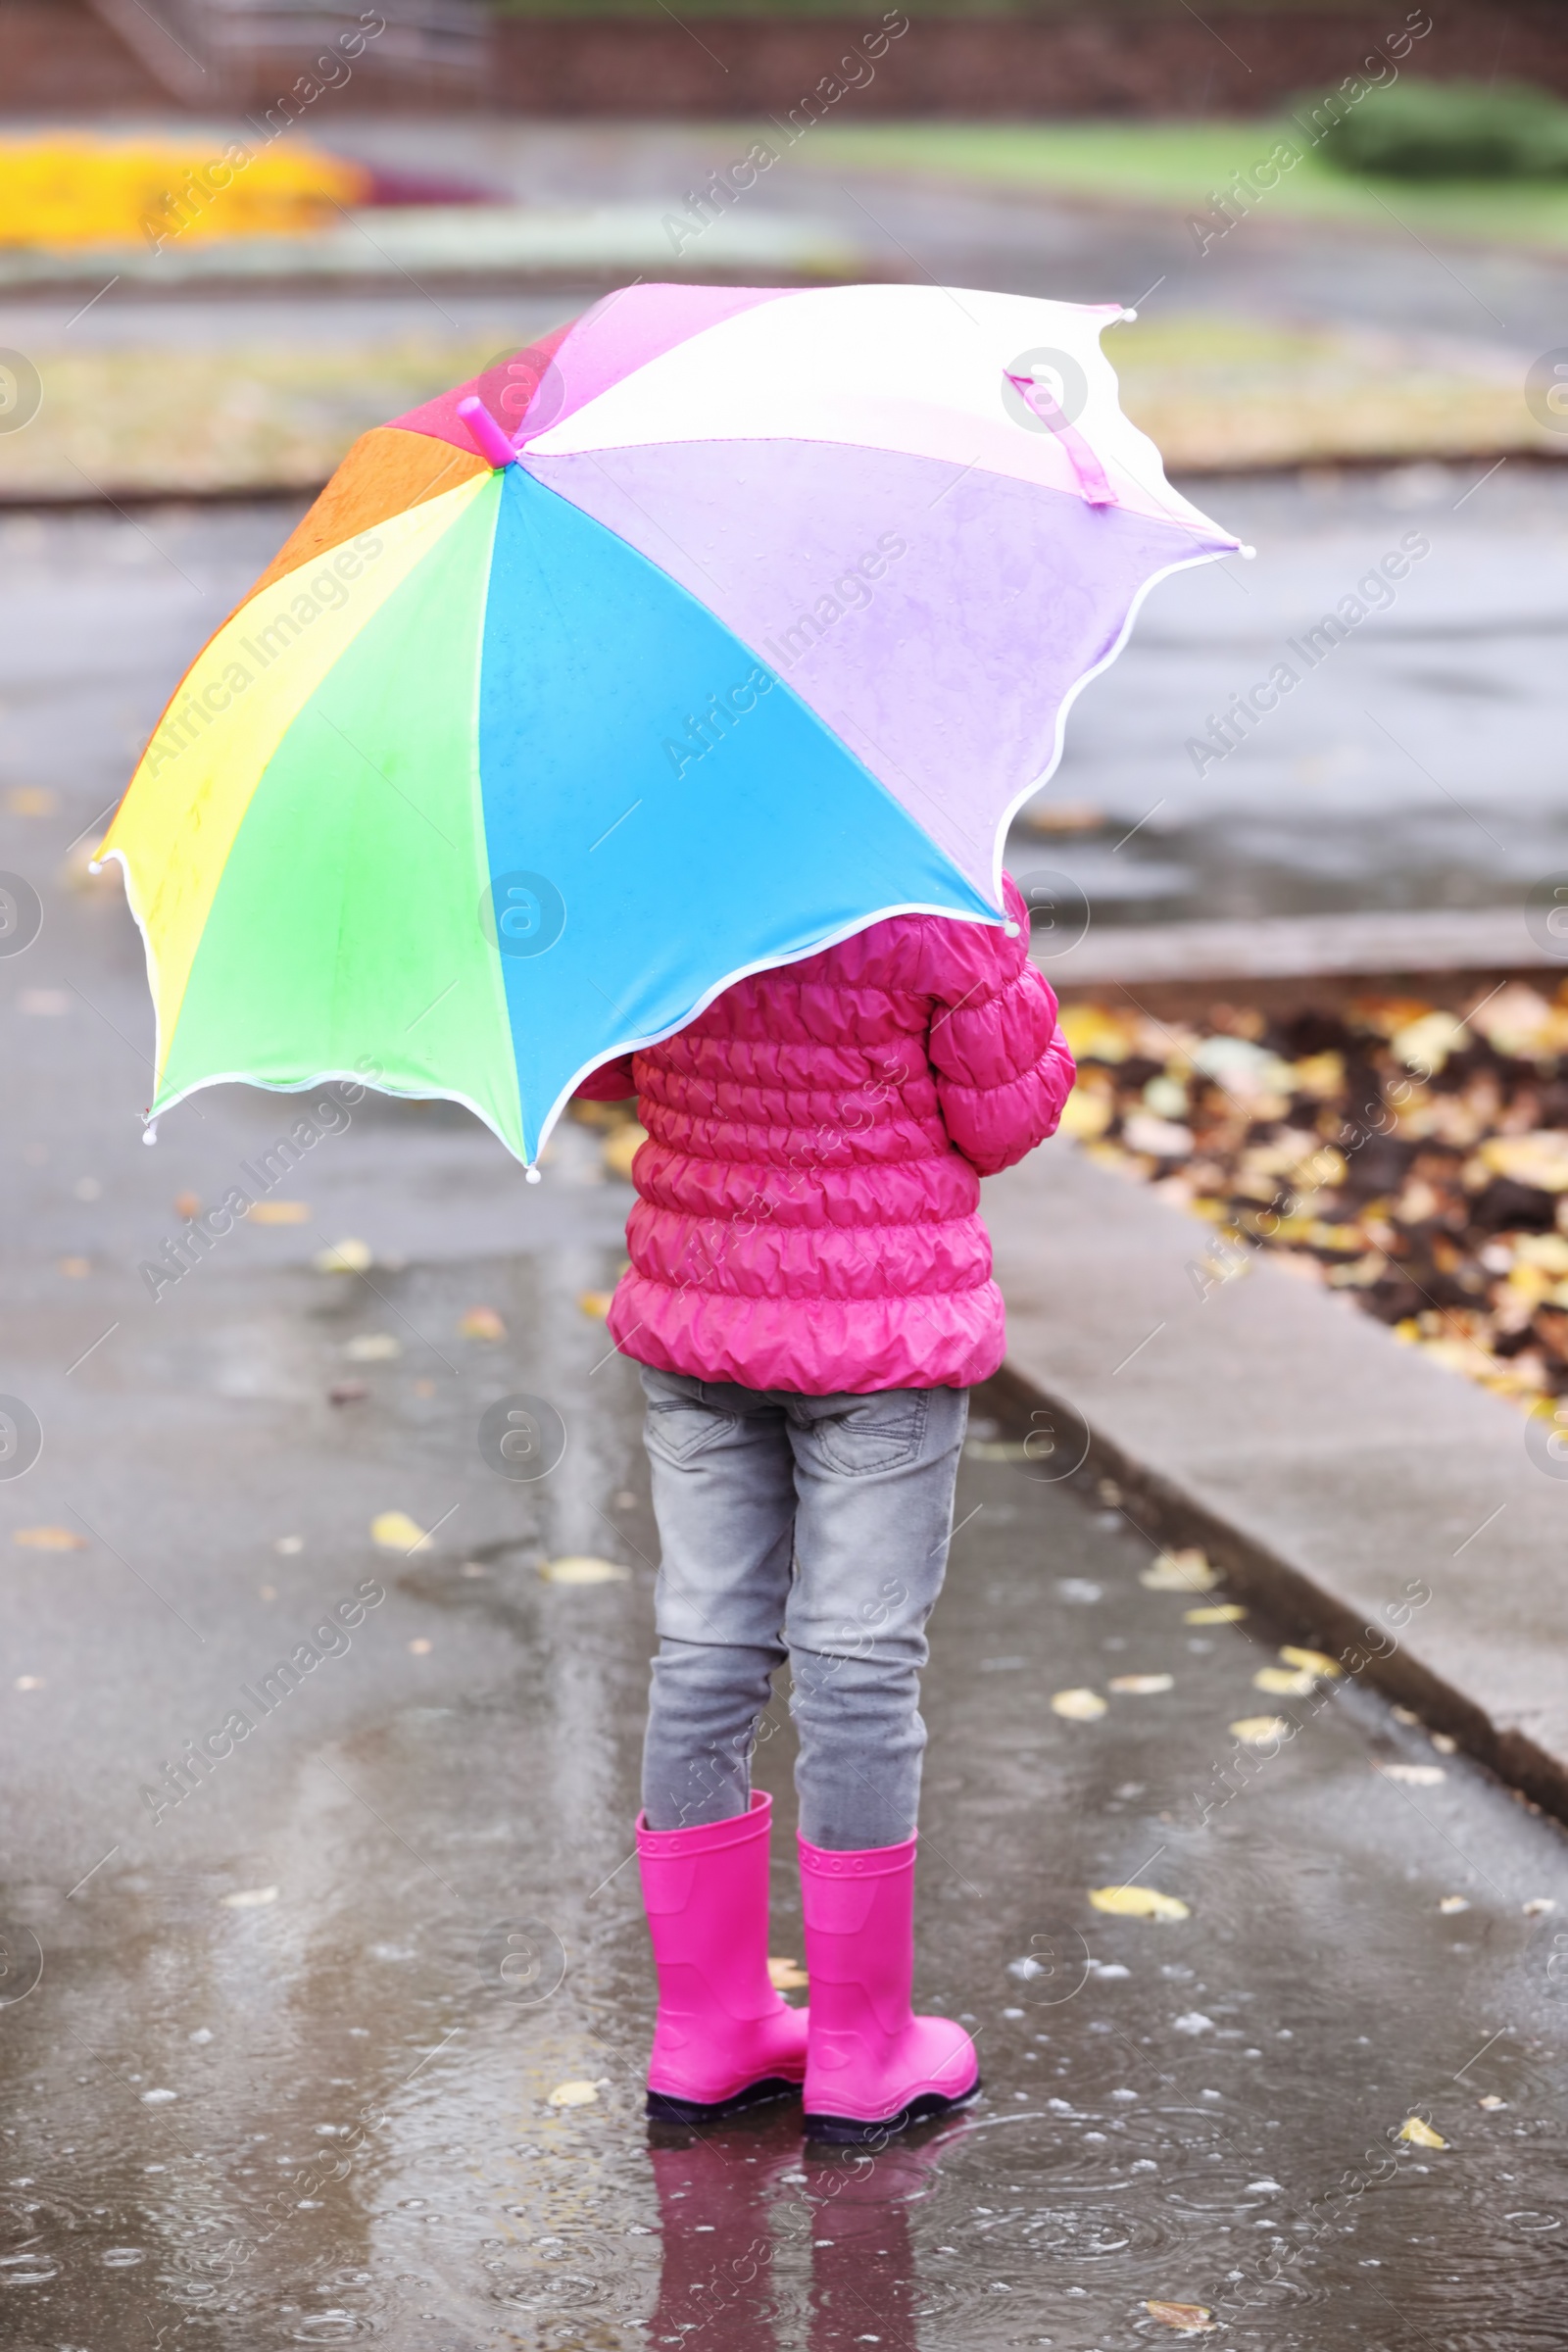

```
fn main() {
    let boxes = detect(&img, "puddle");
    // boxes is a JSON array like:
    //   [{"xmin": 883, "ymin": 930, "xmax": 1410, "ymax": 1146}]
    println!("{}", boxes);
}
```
[{"xmin": 2, "ymin": 1266, "xmax": 1566, "ymax": 2346}]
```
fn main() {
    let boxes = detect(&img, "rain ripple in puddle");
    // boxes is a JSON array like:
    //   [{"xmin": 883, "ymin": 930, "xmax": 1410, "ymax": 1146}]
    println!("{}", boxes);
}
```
[{"xmin": 0, "ymin": 2249, "xmax": 60, "ymax": 2286}]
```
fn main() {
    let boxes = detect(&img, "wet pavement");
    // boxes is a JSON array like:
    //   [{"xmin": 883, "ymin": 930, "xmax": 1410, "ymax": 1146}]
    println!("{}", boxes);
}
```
[
  {"xmin": 2, "ymin": 504, "xmax": 1568, "ymax": 2344},
  {"xmin": 7, "ymin": 455, "xmax": 1567, "ymax": 942},
  {"xmin": 6, "ymin": 116, "xmax": 1565, "ymax": 924},
  {"xmin": 302, "ymin": 119, "xmax": 1568, "ymax": 360},
  {"xmin": 6, "ymin": 1226, "xmax": 1568, "ymax": 2349},
  {"xmin": 1016, "ymin": 457, "xmax": 1568, "ymax": 931}
]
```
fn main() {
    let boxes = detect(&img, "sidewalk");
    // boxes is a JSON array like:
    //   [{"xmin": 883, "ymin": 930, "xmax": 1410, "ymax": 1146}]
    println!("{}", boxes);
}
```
[{"xmin": 985, "ymin": 1136, "xmax": 1568, "ymax": 1821}]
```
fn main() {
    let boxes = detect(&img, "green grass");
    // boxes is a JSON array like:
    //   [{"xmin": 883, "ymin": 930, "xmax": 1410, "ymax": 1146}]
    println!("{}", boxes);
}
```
[{"xmin": 799, "ymin": 120, "xmax": 1568, "ymax": 249}]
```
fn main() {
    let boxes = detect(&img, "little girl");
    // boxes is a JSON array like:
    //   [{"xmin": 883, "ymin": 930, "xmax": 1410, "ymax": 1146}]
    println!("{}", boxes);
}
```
[{"xmin": 577, "ymin": 873, "xmax": 1073, "ymax": 2144}]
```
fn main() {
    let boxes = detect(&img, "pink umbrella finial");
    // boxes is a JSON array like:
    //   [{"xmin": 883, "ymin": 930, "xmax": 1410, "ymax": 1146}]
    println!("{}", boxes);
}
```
[{"xmin": 457, "ymin": 395, "xmax": 520, "ymax": 470}]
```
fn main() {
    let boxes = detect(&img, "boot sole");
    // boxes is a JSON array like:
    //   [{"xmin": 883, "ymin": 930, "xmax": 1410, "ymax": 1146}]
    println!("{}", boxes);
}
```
[
  {"xmin": 803, "ymin": 2074, "xmax": 982, "ymax": 2147},
  {"xmin": 645, "ymin": 2074, "xmax": 804, "ymax": 2126}
]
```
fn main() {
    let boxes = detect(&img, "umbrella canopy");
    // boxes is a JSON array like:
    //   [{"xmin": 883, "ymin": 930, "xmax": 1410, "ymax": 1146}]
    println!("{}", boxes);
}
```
[{"xmin": 101, "ymin": 281, "xmax": 1240, "ymax": 1166}]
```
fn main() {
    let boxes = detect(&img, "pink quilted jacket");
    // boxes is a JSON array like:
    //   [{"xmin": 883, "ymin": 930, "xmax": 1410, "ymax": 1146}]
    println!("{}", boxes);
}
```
[{"xmin": 575, "ymin": 875, "xmax": 1075, "ymax": 1394}]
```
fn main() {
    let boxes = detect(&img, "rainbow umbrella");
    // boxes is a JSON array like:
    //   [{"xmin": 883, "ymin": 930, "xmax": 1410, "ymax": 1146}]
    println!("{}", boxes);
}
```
[{"xmin": 102, "ymin": 282, "xmax": 1239, "ymax": 1168}]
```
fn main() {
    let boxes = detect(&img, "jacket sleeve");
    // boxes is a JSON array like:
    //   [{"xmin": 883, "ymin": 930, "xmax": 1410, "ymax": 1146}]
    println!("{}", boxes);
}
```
[
  {"xmin": 573, "ymin": 1054, "xmax": 638, "ymax": 1102},
  {"xmin": 923, "ymin": 874, "xmax": 1076, "ymax": 1177}
]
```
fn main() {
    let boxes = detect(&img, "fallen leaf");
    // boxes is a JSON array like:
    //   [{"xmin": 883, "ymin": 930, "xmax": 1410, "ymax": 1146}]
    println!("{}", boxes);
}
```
[
  {"xmin": 1398, "ymin": 2115, "xmax": 1446, "ymax": 2148},
  {"xmin": 314, "ymin": 1238, "xmax": 371, "ymax": 1273},
  {"xmin": 1185, "ymin": 1603, "xmax": 1247, "ymax": 1624},
  {"xmin": 1108, "ymin": 1673, "xmax": 1174, "ymax": 1694},
  {"xmin": 1192, "ymin": 1033, "xmax": 1292, "ymax": 1094},
  {"xmin": 539, "ymin": 1555, "xmax": 630, "ymax": 1585},
  {"xmin": 569, "ymin": 1099, "xmax": 619, "ymax": 1130},
  {"xmin": 1522, "ymin": 1897, "xmax": 1556, "ymax": 1916},
  {"xmin": 458, "ymin": 1305, "xmax": 506, "ymax": 1342},
  {"xmin": 1376, "ymin": 1762, "xmax": 1446, "ymax": 1786},
  {"xmin": 1145, "ymin": 2300, "xmax": 1214, "ymax": 2331},
  {"xmin": 14, "ymin": 1526, "xmax": 85, "ymax": 1550},
  {"xmin": 1025, "ymin": 801, "xmax": 1104, "ymax": 834},
  {"xmin": 1058, "ymin": 1085, "xmax": 1114, "ymax": 1141},
  {"xmin": 1391, "ymin": 1009, "xmax": 1468, "ymax": 1073},
  {"xmin": 1140, "ymin": 1549, "xmax": 1216, "ymax": 1592},
  {"xmin": 1468, "ymin": 982, "xmax": 1568, "ymax": 1058},
  {"xmin": 1089, "ymin": 1885, "xmax": 1190, "ymax": 1922},
  {"xmin": 547, "ymin": 2080, "xmax": 600, "ymax": 2108},
  {"xmin": 767, "ymin": 1955, "xmax": 808, "ymax": 1990},
  {"xmin": 1253, "ymin": 1666, "xmax": 1317, "ymax": 1696},
  {"xmin": 1479, "ymin": 1131, "xmax": 1568, "ymax": 1194},
  {"xmin": 247, "ymin": 1200, "xmax": 311, "ymax": 1225},
  {"xmin": 1124, "ymin": 1108, "xmax": 1195, "ymax": 1159},
  {"xmin": 1051, "ymin": 1688, "xmax": 1106, "ymax": 1721},
  {"xmin": 577, "ymin": 1290, "xmax": 613, "ymax": 1319},
  {"xmin": 1278, "ymin": 1644, "xmax": 1342, "ymax": 1678},
  {"xmin": 370, "ymin": 1510, "xmax": 427, "ymax": 1552},
  {"xmin": 344, "ymin": 1333, "xmax": 400, "ymax": 1361},
  {"xmin": 602, "ymin": 1123, "xmax": 647, "ymax": 1181},
  {"xmin": 220, "ymin": 1886, "xmax": 278, "ymax": 1910},
  {"xmin": 407, "ymin": 1638, "xmax": 432, "ymax": 1655},
  {"xmin": 1059, "ymin": 1004, "xmax": 1137, "ymax": 1062},
  {"xmin": 1439, "ymin": 1895, "xmax": 1471, "ymax": 1914},
  {"xmin": 1229, "ymin": 1715, "xmax": 1291, "ymax": 1745}
]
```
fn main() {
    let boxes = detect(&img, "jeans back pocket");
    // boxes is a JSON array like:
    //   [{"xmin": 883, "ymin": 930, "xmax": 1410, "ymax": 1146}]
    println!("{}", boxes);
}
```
[
  {"xmin": 807, "ymin": 1391, "xmax": 929, "ymax": 1477},
  {"xmin": 645, "ymin": 1395, "xmax": 738, "ymax": 1464}
]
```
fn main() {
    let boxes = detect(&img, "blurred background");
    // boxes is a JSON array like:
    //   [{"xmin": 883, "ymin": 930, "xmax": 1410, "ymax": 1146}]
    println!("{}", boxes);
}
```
[
  {"xmin": 4, "ymin": 0, "xmax": 1567, "ymax": 925},
  {"xmin": 6, "ymin": 9, "xmax": 1568, "ymax": 2344},
  {"xmin": 5, "ymin": 0, "xmax": 1568, "ymax": 1387}
]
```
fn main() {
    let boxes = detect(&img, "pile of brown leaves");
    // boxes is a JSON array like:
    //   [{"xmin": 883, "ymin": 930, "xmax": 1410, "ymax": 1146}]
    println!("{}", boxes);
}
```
[{"xmin": 1058, "ymin": 979, "xmax": 1568, "ymax": 1405}]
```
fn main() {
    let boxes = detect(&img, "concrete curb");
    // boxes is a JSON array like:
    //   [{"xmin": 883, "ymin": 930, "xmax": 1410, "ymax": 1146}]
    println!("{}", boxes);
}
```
[
  {"xmin": 986, "ymin": 1141, "xmax": 1568, "ymax": 1825},
  {"xmin": 1037, "ymin": 906, "xmax": 1556, "ymax": 991},
  {"xmin": 0, "ymin": 203, "xmax": 862, "ymax": 301}
]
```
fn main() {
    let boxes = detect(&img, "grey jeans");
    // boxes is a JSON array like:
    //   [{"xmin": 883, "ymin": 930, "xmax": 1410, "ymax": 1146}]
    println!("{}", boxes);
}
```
[{"xmin": 639, "ymin": 1366, "xmax": 969, "ymax": 1850}]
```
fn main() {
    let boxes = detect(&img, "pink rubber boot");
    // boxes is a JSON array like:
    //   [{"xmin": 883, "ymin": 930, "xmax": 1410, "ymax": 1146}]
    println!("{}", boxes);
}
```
[
  {"xmin": 638, "ymin": 1790, "xmax": 809, "ymax": 2124},
  {"xmin": 799, "ymin": 1831, "xmax": 980, "ymax": 2145}
]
